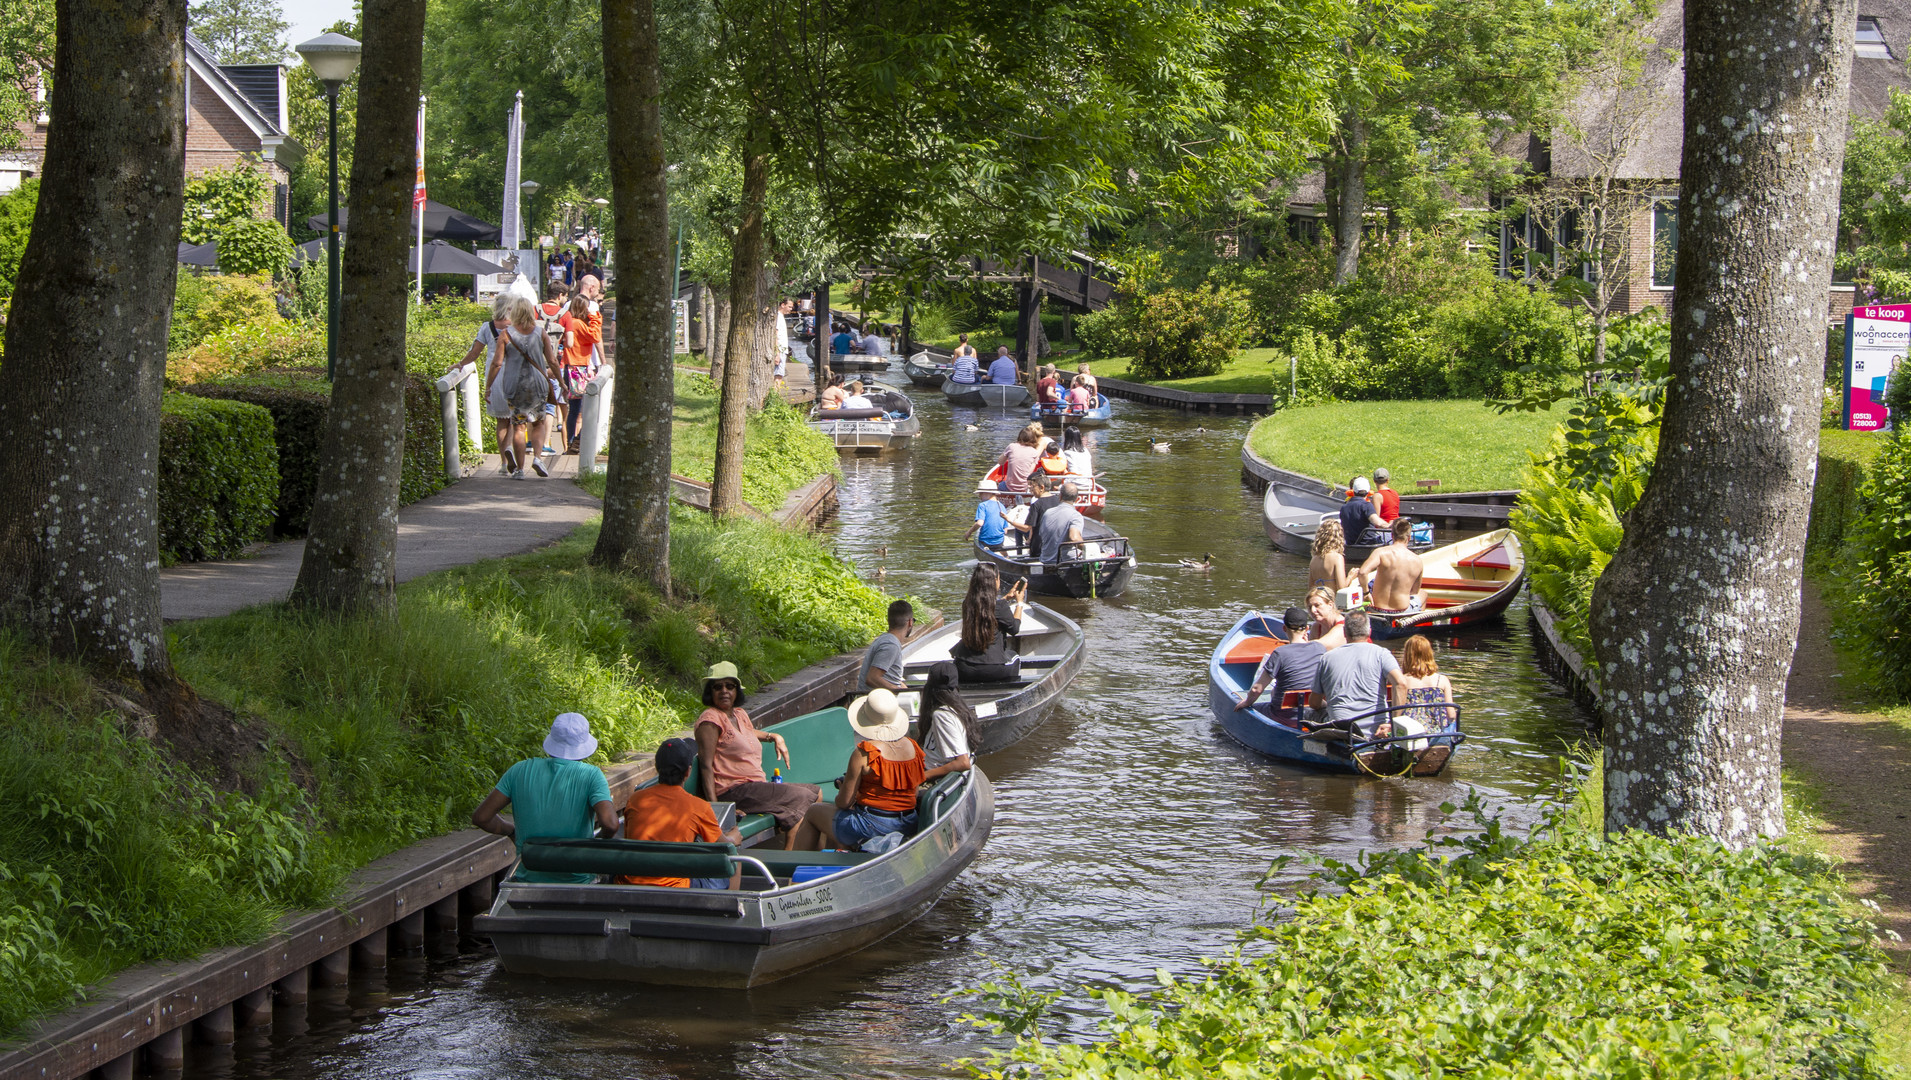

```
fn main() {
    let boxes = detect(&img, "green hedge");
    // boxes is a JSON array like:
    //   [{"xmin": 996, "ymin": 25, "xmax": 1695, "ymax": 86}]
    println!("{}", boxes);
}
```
[
  {"xmin": 1832, "ymin": 429, "xmax": 1911, "ymax": 699},
  {"xmin": 181, "ymin": 371, "xmax": 453, "ymax": 542},
  {"xmin": 1810, "ymin": 429, "xmax": 1885, "ymax": 559},
  {"xmin": 158, "ymin": 394, "xmax": 279, "ymax": 563}
]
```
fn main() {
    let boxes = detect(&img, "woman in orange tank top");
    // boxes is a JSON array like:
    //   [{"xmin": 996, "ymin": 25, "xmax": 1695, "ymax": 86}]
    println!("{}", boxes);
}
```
[{"xmin": 794, "ymin": 690, "xmax": 926, "ymax": 853}]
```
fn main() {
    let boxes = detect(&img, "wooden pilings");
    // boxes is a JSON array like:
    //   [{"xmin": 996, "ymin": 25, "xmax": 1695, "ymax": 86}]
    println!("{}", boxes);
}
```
[{"xmin": 2, "ymin": 831, "xmax": 516, "ymax": 1080}]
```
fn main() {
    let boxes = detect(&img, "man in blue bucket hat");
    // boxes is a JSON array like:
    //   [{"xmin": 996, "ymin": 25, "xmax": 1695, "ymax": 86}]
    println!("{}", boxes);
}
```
[{"xmin": 472, "ymin": 712, "xmax": 617, "ymax": 883}]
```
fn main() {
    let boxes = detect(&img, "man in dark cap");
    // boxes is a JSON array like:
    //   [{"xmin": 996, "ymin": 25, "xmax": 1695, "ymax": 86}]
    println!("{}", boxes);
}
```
[
  {"xmin": 616, "ymin": 738, "xmax": 743, "ymax": 889},
  {"xmin": 1234, "ymin": 607, "xmax": 1327, "ymax": 723}
]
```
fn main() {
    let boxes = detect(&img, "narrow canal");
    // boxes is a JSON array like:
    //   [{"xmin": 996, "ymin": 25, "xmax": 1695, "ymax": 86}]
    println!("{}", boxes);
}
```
[{"xmin": 206, "ymin": 377, "xmax": 1591, "ymax": 1079}]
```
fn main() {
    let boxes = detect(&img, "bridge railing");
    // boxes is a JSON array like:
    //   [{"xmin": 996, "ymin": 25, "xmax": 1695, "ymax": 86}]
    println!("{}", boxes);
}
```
[{"xmin": 577, "ymin": 368, "xmax": 614, "ymax": 475}]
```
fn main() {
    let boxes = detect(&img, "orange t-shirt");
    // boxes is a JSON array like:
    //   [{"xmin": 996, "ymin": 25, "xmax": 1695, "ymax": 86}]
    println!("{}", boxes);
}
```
[
  {"xmin": 615, "ymin": 784, "xmax": 723, "ymax": 887},
  {"xmin": 696, "ymin": 707, "xmax": 766, "ymax": 792},
  {"xmin": 562, "ymin": 311, "xmax": 602, "ymax": 368},
  {"xmin": 853, "ymin": 740, "xmax": 925, "ymax": 813}
]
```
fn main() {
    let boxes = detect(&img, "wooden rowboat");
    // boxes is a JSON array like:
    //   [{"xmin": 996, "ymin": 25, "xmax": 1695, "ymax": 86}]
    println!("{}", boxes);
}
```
[
  {"xmin": 1030, "ymin": 394, "xmax": 1112, "ymax": 428},
  {"xmin": 974, "ymin": 516, "xmax": 1137, "ymax": 599},
  {"xmin": 1207, "ymin": 611, "xmax": 1462, "ymax": 776},
  {"xmin": 828, "ymin": 351, "xmax": 893, "ymax": 372},
  {"xmin": 895, "ymin": 601, "xmax": 1085, "ymax": 754},
  {"xmin": 977, "ymin": 462, "xmax": 1107, "ymax": 518},
  {"xmin": 943, "ymin": 378, "xmax": 1031, "ymax": 407},
  {"xmin": 475, "ymin": 705, "xmax": 993, "ymax": 988},
  {"xmin": 902, "ymin": 351, "xmax": 952, "ymax": 388},
  {"xmin": 1361, "ymin": 528, "xmax": 1526, "ymax": 640},
  {"xmin": 808, "ymin": 382, "xmax": 921, "ymax": 452},
  {"xmin": 1261, "ymin": 484, "xmax": 1432, "ymax": 561}
]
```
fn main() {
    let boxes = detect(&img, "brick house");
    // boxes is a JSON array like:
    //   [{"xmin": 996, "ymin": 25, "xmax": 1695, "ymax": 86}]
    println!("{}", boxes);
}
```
[{"xmin": 1, "ymin": 32, "xmax": 302, "ymax": 223}]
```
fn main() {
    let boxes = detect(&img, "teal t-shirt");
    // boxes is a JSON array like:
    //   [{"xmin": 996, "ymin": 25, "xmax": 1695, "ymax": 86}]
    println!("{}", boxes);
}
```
[{"xmin": 495, "ymin": 756, "xmax": 612, "ymax": 883}]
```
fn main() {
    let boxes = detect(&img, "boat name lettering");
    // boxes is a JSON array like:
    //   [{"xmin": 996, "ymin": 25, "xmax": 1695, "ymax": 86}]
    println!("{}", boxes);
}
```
[
  {"xmin": 1302, "ymin": 739, "xmax": 1329, "ymax": 756},
  {"xmin": 776, "ymin": 889, "xmax": 836, "ymax": 919}
]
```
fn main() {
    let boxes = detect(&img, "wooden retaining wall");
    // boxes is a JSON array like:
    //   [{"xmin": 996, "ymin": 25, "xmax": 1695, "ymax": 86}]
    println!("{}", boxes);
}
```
[
  {"xmin": 1098, "ymin": 375, "xmax": 1272, "ymax": 415},
  {"xmin": 1238, "ymin": 442, "xmax": 1518, "ymax": 528},
  {"xmin": 1527, "ymin": 594, "xmax": 1603, "ymax": 712}
]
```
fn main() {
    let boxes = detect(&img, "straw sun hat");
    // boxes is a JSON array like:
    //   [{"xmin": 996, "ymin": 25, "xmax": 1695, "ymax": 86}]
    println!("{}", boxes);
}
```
[{"xmin": 847, "ymin": 689, "xmax": 911, "ymax": 743}]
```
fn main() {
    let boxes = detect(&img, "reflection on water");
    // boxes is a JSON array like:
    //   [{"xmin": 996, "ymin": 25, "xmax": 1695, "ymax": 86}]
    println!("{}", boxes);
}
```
[{"xmin": 208, "ymin": 371, "xmax": 1590, "ymax": 1079}]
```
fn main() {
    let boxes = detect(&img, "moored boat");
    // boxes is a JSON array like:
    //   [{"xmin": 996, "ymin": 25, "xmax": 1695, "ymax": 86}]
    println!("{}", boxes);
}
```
[
  {"xmin": 1361, "ymin": 528, "xmax": 1526, "ymax": 639},
  {"xmin": 808, "ymin": 381, "xmax": 921, "ymax": 453},
  {"xmin": 829, "ymin": 351, "xmax": 892, "ymax": 372},
  {"xmin": 975, "ymin": 518, "xmax": 1136, "ymax": 599},
  {"xmin": 896, "ymin": 601, "xmax": 1085, "ymax": 754},
  {"xmin": 1262, "ymin": 484, "xmax": 1432, "ymax": 560},
  {"xmin": 475, "ymin": 704, "xmax": 994, "ymax": 988},
  {"xmin": 977, "ymin": 462, "xmax": 1107, "ymax": 517},
  {"xmin": 943, "ymin": 378, "xmax": 1031, "ymax": 407},
  {"xmin": 902, "ymin": 351, "xmax": 951, "ymax": 388},
  {"xmin": 1206, "ymin": 611, "xmax": 1463, "ymax": 776},
  {"xmin": 1030, "ymin": 394, "xmax": 1112, "ymax": 427}
]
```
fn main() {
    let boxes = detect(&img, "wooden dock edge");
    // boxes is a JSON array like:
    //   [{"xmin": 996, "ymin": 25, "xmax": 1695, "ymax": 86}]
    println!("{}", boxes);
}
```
[
  {"xmin": 0, "ymin": 830, "xmax": 516, "ymax": 1080},
  {"xmin": 1097, "ymin": 375, "xmax": 1272, "ymax": 415},
  {"xmin": 1527, "ymin": 594, "xmax": 1603, "ymax": 711},
  {"xmin": 1238, "ymin": 441, "xmax": 1519, "ymax": 527}
]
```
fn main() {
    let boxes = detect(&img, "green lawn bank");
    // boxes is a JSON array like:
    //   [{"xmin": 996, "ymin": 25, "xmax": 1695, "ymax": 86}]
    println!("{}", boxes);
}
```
[
  {"xmin": 1247, "ymin": 400, "xmax": 1560, "ymax": 492},
  {"xmin": 0, "ymin": 398, "xmax": 873, "ymax": 1034}
]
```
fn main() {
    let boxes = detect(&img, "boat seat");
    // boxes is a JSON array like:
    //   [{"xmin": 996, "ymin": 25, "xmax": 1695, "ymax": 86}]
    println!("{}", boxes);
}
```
[
  {"xmin": 818, "ymin": 407, "xmax": 890, "ymax": 420},
  {"xmin": 1223, "ymin": 636, "xmax": 1283, "ymax": 665},
  {"xmin": 902, "ymin": 653, "xmax": 1067, "ymax": 678},
  {"xmin": 1455, "ymin": 543, "xmax": 1514, "ymax": 570},
  {"xmin": 520, "ymin": 838, "xmax": 739, "ymax": 880}
]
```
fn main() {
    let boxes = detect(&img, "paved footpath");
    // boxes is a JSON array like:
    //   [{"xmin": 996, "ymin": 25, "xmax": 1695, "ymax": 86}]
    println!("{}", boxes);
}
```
[{"xmin": 160, "ymin": 454, "xmax": 602, "ymax": 621}]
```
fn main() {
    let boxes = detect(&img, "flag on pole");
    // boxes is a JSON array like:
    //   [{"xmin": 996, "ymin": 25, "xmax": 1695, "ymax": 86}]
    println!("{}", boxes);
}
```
[
  {"xmin": 413, "ymin": 99, "xmax": 427, "ymax": 213},
  {"xmin": 501, "ymin": 90, "xmax": 524, "ymax": 250}
]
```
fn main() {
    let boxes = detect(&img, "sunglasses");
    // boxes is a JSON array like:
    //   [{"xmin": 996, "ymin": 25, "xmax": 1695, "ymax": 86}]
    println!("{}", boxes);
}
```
[{"xmin": 712, "ymin": 680, "xmax": 740, "ymax": 691}]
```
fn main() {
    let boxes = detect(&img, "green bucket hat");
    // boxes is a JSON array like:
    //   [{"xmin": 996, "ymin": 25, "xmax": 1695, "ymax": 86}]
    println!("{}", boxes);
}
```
[{"xmin": 704, "ymin": 661, "xmax": 741, "ymax": 684}]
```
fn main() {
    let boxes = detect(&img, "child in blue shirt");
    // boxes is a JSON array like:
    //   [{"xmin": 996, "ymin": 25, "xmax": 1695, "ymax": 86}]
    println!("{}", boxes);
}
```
[{"xmin": 965, "ymin": 491, "xmax": 1009, "ymax": 549}]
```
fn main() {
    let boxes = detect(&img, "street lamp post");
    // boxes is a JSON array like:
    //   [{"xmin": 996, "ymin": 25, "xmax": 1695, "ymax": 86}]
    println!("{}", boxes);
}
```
[
  {"xmin": 295, "ymin": 32, "xmax": 362, "ymax": 381},
  {"xmin": 520, "ymin": 180, "xmax": 541, "ymax": 299},
  {"xmin": 591, "ymin": 197, "xmax": 609, "ymax": 259}
]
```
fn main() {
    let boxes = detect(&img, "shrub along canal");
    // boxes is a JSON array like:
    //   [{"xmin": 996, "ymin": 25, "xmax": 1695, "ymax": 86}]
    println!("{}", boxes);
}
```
[{"xmin": 197, "ymin": 382, "xmax": 1592, "ymax": 1079}]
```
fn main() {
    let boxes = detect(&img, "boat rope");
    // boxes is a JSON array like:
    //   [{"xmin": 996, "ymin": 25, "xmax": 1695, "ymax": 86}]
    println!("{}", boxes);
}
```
[{"xmin": 1353, "ymin": 740, "xmax": 1416, "ymax": 779}]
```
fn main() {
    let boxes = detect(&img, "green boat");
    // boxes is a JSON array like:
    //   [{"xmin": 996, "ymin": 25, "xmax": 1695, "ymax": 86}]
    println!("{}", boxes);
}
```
[{"xmin": 475, "ymin": 704, "xmax": 994, "ymax": 987}]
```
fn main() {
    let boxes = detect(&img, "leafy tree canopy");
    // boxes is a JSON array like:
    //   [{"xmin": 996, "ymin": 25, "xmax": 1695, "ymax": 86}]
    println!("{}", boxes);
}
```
[
  {"xmin": 189, "ymin": 0, "xmax": 291, "ymax": 65},
  {"xmin": 286, "ymin": 18, "xmax": 360, "ymax": 241},
  {"xmin": 0, "ymin": 0, "xmax": 53, "ymax": 151}
]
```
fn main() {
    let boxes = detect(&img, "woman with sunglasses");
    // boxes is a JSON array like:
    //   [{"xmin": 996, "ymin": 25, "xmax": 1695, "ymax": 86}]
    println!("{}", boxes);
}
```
[{"xmin": 694, "ymin": 662, "xmax": 820, "ymax": 849}]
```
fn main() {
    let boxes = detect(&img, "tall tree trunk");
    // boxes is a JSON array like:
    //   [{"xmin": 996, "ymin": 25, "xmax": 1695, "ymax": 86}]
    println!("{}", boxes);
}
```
[
  {"xmin": 749, "ymin": 259, "xmax": 783, "ymax": 409},
  {"xmin": 709, "ymin": 291, "xmax": 731, "ymax": 384},
  {"xmin": 290, "ymin": 0, "xmax": 427, "ymax": 615},
  {"xmin": 711, "ymin": 144, "xmax": 768, "ymax": 516},
  {"xmin": 1588, "ymin": 0, "xmax": 1855, "ymax": 846},
  {"xmin": 814, "ymin": 282, "xmax": 832, "ymax": 401},
  {"xmin": 1332, "ymin": 106, "xmax": 1367, "ymax": 286},
  {"xmin": 590, "ymin": 0, "xmax": 674, "ymax": 592},
  {"xmin": 0, "ymin": 0, "xmax": 185, "ymax": 677}
]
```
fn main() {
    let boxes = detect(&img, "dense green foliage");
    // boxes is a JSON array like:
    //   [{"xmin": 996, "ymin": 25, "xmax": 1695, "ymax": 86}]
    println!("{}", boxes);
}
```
[
  {"xmin": 1811, "ymin": 429, "xmax": 1886, "ymax": 562},
  {"xmin": 157, "ymin": 394, "xmax": 280, "ymax": 563},
  {"xmin": 0, "ymin": 636, "xmax": 336, "ymax": 1032},
  {"xmin": 972, "ymin": 797, "xmax": 1899, "ymax": 1078},
  {"xmin": 181, "ymin": 162, "xmax": 295, "ymax": 276},
  {"xmin": 213, "ymin": 217, "xmax": 296, "ymax": 278},
  {"xmin": 1248, "ymin": 400, "xmax": 1559, "ymax": 493},
  {"xmin": 1509, "ymin": 426, "xmax": 1653, "ymax": 664},
  {"xmin": 1127, "ymin": 283, "xmax": 1257, "ymax": 381},
  {"xmin": 1832, "ymin": 427, "xmax": 1911, "ymax": 700},
  {"xmin": 0, "ymin": 0, "xmax": 52, "ymax": 152},
  {"xmin": 669, "ymin": 371, "xmax": 842, "ymax": 510},
  {"xmin": 168, "ymin": 271, "xmax": 284, "ymax": 360},
  {"xmin": 0, "ymin": 177, "xmax": 34, "ymax": 300},
  {"xmin": 182, "ymin": 376, "xmax": 331, "ymax": 536},
  {"xmin": 0, "ymin": 507, "xmax": 889, "ymax": 1034}
]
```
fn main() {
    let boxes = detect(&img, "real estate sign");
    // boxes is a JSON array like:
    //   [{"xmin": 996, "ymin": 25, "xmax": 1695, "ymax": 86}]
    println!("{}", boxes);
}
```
[{"xmin": 1845, "ymin": 305, "xmax": 1905, "ymax": 431}]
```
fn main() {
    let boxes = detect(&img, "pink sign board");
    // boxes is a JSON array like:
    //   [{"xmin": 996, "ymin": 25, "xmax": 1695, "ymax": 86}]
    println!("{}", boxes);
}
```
[{"xmin": 1846, "ymin": 305, "xmax": 1907, "ymax": 431}]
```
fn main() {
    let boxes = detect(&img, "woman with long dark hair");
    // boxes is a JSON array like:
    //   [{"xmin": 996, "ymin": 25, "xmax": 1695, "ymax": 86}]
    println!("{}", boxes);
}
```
[
  {"xmin": 920, "ymin": 661, "xmax": 978, "ymax": 775},
  {"xmin": 953, "ymin": 565, "xmax": 1023, "ymax": 683}
]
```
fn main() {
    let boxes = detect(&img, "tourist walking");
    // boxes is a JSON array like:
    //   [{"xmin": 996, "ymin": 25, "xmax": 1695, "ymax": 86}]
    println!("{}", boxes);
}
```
[
  {"xmin": 483, "ymin": 294, "xmax": 557, "ymax": 478},
  {"xmin": 560, "ymin": 293, "xmax": 601, "ymax": 452}
]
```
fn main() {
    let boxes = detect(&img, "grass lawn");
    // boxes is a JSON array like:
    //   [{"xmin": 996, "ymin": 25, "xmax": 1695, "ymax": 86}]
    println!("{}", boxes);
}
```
[
  {"xmin": 1249, "ymin": 400, "xmax": 1560, "ymax": 492},
  {"xmin": 1821, "ymin": 425, "xmax": 1889, "ymax": 468},
  {"xmin": 1085, "ymin": 348, "xmax": 1280, "ymax": 395}
]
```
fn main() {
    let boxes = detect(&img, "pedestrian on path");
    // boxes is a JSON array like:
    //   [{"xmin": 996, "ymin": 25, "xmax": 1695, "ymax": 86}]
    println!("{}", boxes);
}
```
[
  {"xmin": 560, "ymin": 293, "xmax": 602, "ymax": 452},
  {"xmin": 485, "ymin": 294, "xmax": 558, "ymax": 479}
]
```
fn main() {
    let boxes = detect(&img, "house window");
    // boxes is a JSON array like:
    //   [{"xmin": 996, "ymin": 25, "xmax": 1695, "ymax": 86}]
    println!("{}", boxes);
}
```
[
  {"xmin": 1651, "ymin": 200, "xmax": 1678, "ymax": 289},
  {"xmin": 1857, "ymin": 17, "xmax": 1893, "ymax": 58}
]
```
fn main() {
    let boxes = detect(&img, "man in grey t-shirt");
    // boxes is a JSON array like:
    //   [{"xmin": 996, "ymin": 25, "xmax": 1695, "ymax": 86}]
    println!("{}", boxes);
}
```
[
  {"xmin": 1308, "ymin": 611, "xmax": 1401, "ymax": 738},
  {"xmin": 859, "ymin": 600, "xmax": 914, "ymax": 693},
  {"xmin": 1037, "ymin": 483, "xmax": 1086, "ymax": 564}
]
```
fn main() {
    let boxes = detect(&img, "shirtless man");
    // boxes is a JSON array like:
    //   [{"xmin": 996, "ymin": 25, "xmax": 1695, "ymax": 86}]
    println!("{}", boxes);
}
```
[{"xmin": 1357, "ymin": 518, "xmax": 1424, "ymax": 613}]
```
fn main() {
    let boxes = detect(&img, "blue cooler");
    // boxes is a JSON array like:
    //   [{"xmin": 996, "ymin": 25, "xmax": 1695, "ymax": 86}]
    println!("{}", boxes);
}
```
[{"xmin": 790, "ymin": 864, "xmax": 847, "ymax": 885}]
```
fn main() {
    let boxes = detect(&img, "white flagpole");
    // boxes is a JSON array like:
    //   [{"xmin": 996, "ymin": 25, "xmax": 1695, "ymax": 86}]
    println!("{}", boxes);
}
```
[
  {"xmin": 501, "ymin": 90, "xmax": 523, "ymax": 251},
  {"xmin": 414, "ymin": 95, "xmax": 426, "ymax": 305}
]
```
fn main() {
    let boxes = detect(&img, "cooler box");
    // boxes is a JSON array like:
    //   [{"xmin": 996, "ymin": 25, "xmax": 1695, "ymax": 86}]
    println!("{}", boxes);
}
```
[{"xmin": 791, "ymin": 864, "xmax": 848, "ymax": 885}]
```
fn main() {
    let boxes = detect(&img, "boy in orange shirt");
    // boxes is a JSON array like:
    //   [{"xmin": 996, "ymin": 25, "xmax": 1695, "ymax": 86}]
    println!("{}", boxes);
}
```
[{"xmin": 617, "ymin": 738, "xmax": 742, "ymax": 889}]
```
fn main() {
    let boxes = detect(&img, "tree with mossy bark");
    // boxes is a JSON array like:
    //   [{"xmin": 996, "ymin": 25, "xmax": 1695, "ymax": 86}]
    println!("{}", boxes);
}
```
[
  {"xmin": 289, "ymin": 0, "xmax": 428, "ymax": 615},
  {"xmin": 1589, "ymin": 0, "xmax": 1855, "ymax": 846},
  {"xmin": 591, "ymin": 0, "xmax": 675, "ymax": 590},
  {"xmin": 0, "ymin": 0, "xmax": 186, "ymax": 678}
]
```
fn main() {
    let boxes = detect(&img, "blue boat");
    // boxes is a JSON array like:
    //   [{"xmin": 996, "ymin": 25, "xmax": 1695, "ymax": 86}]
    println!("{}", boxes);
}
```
[
  {"xmin": 1206, "ymin": 611, "xmax": 1463, "ymax": 776},
  {"xmin": 1030, "ymin": 393, "xmax": 1112, "ymax": 427}
]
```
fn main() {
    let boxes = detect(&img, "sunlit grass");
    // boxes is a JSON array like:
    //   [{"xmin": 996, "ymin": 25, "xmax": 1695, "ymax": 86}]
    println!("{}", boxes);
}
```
[
  {"xmin": 1249, "ymin": 400, "xmax": 1558, "ymax": 493},
  {"xmin": 1083, "ymin": 348, "xmax": 1280, "ymax": 395}
]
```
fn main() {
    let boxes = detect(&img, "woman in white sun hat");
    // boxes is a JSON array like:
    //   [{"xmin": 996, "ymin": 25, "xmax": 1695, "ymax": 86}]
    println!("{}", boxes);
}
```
[{"xmin": 793, "ymin": 689, "xmax": 925, "ymax": 853}]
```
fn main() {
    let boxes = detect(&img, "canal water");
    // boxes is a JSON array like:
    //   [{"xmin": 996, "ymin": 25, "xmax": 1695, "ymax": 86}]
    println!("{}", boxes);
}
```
[{"xmin": 205, "ymin": 375, "xmax": 1590, "ymax": 1079}]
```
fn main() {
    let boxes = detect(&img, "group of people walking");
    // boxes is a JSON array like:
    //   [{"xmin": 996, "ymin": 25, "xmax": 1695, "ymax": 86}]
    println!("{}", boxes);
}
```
[{"xmin": 462, "ymin": 276, "xmax": 605, "ymax": 479}]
